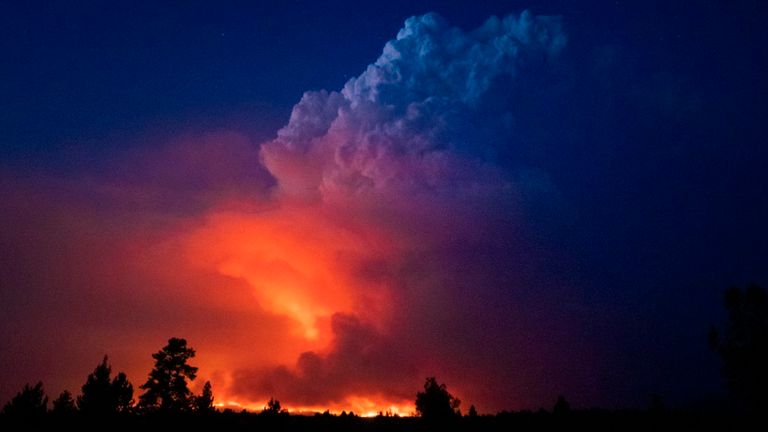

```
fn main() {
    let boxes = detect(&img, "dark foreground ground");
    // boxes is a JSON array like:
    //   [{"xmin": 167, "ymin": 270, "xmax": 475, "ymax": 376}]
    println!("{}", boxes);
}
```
[{"xmin": 1, "ymin": 411, "xmax": 764, "ymax": 431}]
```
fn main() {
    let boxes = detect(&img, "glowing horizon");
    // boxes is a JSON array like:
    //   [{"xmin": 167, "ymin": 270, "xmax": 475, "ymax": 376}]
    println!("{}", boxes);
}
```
[{"xmin": 212, "ymin": 397, "xmax": 416, "ymax": 417}]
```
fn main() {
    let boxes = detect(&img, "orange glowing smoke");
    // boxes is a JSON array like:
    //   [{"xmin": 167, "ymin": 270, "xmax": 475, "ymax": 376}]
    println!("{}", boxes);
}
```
[
  {"xmin": 177, "ymin": 203, "xmax": 405, "ymax": 411},
  {"xmin": 185, "ymin": 205, "xmax": 395, "ymax": 340}
]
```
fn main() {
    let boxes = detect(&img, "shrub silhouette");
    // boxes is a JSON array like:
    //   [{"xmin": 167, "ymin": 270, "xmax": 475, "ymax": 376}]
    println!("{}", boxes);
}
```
[
  {"xmin": 415, "ymin": 377, "xmax": 460, "ymax": 420},
  {"xmin": 262, "ymin": 398, "xmax": 286, "ymax": 416},
  {"xmin": 138, "ymin": 337, "xmax": 198, "ymax": 413},
  {"xmin": 553, "ymin": 395, "xmax": 571, "ymax": 415}
]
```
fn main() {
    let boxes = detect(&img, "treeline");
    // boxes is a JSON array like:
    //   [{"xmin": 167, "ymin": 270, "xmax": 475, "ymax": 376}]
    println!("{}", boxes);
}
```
[
  {"xmin": 0, "ymin": 339, "xmax": 675, "ymax": 430},
  {"xmin": 1, "ymin": 337, "xmax": 212, "ymax": 422},
  {"xmin": 1, "ymin": 284, "xmax": 765, "ymax": 428}
]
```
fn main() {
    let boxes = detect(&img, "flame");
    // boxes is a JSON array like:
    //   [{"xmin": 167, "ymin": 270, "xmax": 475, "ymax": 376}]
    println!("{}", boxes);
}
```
[{"xmin": 211, "ymin": 394, "xmax": 414, "ymax": 417}]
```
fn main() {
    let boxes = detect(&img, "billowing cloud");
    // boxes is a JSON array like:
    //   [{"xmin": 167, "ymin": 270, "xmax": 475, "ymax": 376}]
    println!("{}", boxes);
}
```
[
  {"xmin": 214, "ymin": 11, "xmax": 581, "ymax": 412},
  {"xmin": 0, "ymin": 11, "xmax": 590, "ymax": 414},
  {"xmin": 263, "ymin": 11, "xmax": 565, "ymax": 205}
]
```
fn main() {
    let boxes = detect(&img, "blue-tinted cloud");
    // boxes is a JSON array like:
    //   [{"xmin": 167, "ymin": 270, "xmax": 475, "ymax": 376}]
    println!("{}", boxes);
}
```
[{"xmin": 262, "ymin": 11, "xmax": 565, "ymax": 202}]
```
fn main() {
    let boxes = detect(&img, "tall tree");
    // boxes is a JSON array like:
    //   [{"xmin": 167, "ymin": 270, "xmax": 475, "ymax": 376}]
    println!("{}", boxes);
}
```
[
  {"xmin": 139, "ymin": 337, "xmax": 198, "ymax": 413},
  {"xmin": 78, "ymin": 356, "xmax": 134, "ymax": 415},
  {"xmin": 709, "ymin": 284, "xmax": 768, "ymax": 411},
  {"xmin": 415, "ymin": 377, "xmax": 461, "ymax": 420},
  {"xmin": 2, "ymin": 382, "xmax": 48, "ymax": 419}
]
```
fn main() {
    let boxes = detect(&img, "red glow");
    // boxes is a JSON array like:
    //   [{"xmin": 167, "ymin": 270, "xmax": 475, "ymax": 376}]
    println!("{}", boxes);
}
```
[
  {"xmin": 166, "ymin": 202, "xmax": 407, "ymax": 410},
  {"xmin": 0, "ymin": 132, "xmax": 547, "ymax": 413},
  {"xmin": 183, "ymin": 206, "xmax": 396, "ymax": 340}
]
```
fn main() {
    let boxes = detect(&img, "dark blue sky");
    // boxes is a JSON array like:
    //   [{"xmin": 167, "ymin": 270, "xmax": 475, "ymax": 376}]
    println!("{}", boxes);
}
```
[
  {"xmin": 1, "ymin": 0, "xmax": 767, "ymax": 410},
  {"xmin": 5, "ymin": 0, "xmax": 747, "ymax": 162}
]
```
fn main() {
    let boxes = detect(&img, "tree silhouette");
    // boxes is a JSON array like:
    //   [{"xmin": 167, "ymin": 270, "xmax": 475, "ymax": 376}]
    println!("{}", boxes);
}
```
[
  {"xmin": 262, "ymin": 398, "xmax": 286, "ymax": 416},
  {"xmin": 138, "ymin": 337, "xmax": 198, "ymax": 413},
  {"xmin": 195, "ymin": 381, "xmax": 215, "ymax": 413},
  {"xmin": 2, "ymin": 381, "xmax": 48, "ymax": 419},
  {"xmin": 553, "ymin": 395, "xmax": 571, "ymax": 415},
  {"xmin": 51, "ymin": 390, "xmax": 77, "ymax": 416},
  {"xmin": 415, "ymin": 377, "xmax": 461, "ymax": 420},
  {"xmin": 468, "ymin": 404, "xmax": 478, "ymax": 417},
  {"xmin": 112, "ymin": 372, "xmax": 134, "ymax": 413},
  {"xmin": 78, "ymin": 355, "xmax": 134, "ymax": 415},
  {"xmin": 709, "ymin": 284, "xmax": 768, "ymax": 411}
]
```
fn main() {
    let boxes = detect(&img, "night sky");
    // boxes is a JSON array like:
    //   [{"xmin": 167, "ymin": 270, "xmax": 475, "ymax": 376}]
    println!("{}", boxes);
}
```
[{"xmin": 1, "ymin": 0, "xmax": 767, "ymax": 414}]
